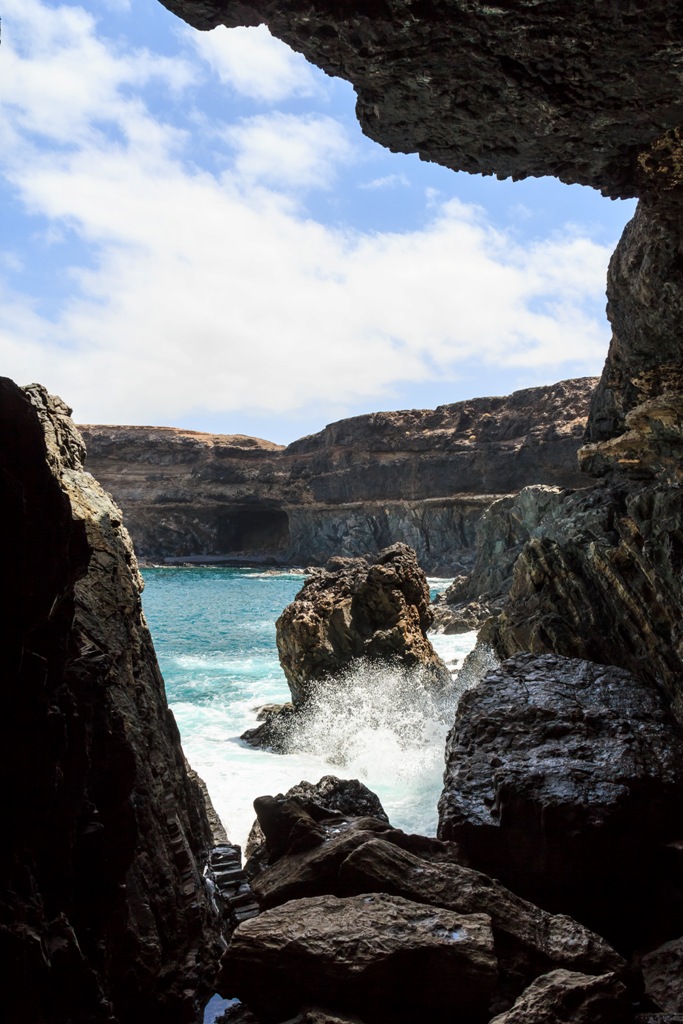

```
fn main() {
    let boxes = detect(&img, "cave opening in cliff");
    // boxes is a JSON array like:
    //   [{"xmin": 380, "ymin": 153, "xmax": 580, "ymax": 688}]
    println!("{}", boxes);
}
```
[{"xmin": 216, "ymin": 508, "xmax": 290, "ymax": 554}]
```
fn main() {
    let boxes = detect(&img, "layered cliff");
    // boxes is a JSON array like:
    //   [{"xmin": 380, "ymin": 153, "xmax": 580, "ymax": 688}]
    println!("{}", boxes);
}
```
[
  {"xmin": 79, "ymin": 377, "xmax": 595, "ymax": 573},
  {"xmin": 0, "ymin": 379, "xmax": 224, "ymax": 1023}
]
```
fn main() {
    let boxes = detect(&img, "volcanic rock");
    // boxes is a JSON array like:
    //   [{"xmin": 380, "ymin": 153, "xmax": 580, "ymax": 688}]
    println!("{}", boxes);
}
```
[
  {"xmin": 488, "ymin": 970, "xmax": 630, "ymax": 1024},
  {"xmin": 438, "ymin": 653, "xmax": 683, "ymax": 949},
  {"xmin": 275, "ymin": 543, "xmax": 450, "ymax": 704},
  {"xmin": 243, "ymin": 809, "xmax": 623, "ymax": 1005},
  {"xmin": 79, "ymin": 378, "xmax": 596, "ymax": 572},
  {"xmin": 218, "ymin": 892, "xmax": 498, "ymax": 1023},
  {"xmin": 243, "ymin": 776, "xmax": 388, "ymax": 879},
  {"xmin": 0, "ymin": 379, "xmax": 224, "ymax": 1023}
]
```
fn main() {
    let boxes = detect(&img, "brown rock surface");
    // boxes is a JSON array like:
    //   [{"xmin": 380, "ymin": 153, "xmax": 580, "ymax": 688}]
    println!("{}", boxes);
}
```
[
  {"xmin": 0, "ymin": 379, "xmax": 224, "ymax": 1023},
  {"xmin": 275, "ymin": 543, "xmax": 450, "ymax": 704},
  {"xmin": 79, "ymin": 378, "xmax": 595, "ymax": 572},
  {"xmin": 244, "ymin": 810, "xmax": 624, "ymax": 999},
  {"xmin": 488, "ymin": 970, "xmax": 630, "ymax": 1024},
  {"xmin": 218, "ymin": 892, "xmax": 498, "ymax": 1023},
  {"xmin": 437, "ymin": 653, "xmax": 683, "ymax": 950}
]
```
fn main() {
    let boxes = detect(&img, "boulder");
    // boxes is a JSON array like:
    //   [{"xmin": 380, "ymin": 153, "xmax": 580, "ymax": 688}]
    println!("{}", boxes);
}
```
[
  {"xmin": 244, "ymin": 776, "xmax": 389, "ymax": 878},
  {"xmin": 245, "ymin": 811, "xmax": 623, "ymax": 1006},
  {"xmin": 438, "ymin": 653, "xmax": 683, "ymax": 949},
  {"xmin": 488, "ymin": 970, "xmax": 630, "ymax": 1024},
  {"xmin": 218, "ymin": 893, "xmax": 498, "ymax": 1023},
  {"xmin": 275, "ymin": 543, "xmax": 450, "ymax": 705},
  {"xmin": 641, "ymin": 937, "xmax": 683, "ymax": 1013}
]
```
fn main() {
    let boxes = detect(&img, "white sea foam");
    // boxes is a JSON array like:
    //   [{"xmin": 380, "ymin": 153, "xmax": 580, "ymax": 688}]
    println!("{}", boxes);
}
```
[{"xmin": 174, "ymin": 632, "xmax": 481, "ymax": 850}]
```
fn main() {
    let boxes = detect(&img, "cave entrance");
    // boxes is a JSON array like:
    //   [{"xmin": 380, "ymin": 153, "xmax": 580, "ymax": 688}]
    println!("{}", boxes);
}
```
[{"xmin": 216, "ymin": 508, "xmax": 290, "ymax": 555}]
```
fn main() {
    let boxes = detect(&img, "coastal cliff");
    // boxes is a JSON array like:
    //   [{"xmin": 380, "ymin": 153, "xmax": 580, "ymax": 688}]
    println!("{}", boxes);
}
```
[
  {"xmin": 0, "ymin": 379, "xmax": 225, "ymax": 1023},
  {"xmin": 79, "ymin": 377, "xmax": 595, "ymax": 573}
]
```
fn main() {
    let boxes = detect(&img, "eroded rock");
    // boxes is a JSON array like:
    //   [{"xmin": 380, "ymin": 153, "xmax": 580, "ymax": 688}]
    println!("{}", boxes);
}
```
[
  {"xmin": 275, "ymin": 543, "xmax": 450, "ymax": 704},
  {"xmin": 488, "ymin": 970, "xmax": 630, "ymax": 1024},
  {"xmin": 0, "ymin": 379, "xmax": 224, "ymax": 1023},
  {"xmin": 642, "ymin": 937, "xmax": 683, "ymax": 1013}
]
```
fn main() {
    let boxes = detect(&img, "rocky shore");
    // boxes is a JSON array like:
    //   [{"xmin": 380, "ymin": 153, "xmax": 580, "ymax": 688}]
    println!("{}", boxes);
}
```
[{"xmin": 4, "ymin": 0, "xmax": 683, "ymax": 1022}]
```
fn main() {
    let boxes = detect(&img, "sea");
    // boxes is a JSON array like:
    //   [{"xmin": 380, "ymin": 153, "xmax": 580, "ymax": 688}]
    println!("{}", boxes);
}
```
[{"xmin": 140, "ymin": 566, "xmax": 478, "ymax": 854}]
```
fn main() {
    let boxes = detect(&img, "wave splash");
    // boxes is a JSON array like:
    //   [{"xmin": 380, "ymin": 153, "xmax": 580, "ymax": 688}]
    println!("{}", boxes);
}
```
[{"xmin": 279, "ymin": 654, "xmax": 491, "ymax": 792}]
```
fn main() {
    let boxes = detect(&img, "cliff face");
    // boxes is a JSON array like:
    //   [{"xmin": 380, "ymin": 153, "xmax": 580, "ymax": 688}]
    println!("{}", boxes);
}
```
[
  {"xmin": 79, "ymin": 377, "xmax": 595, "ymax": 573},
  {"xmin": 0, "ymin": 379, "xmax": 224, "ymax": 1023}
]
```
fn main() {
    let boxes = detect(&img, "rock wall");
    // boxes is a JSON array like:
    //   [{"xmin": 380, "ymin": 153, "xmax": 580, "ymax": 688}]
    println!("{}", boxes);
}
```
[
  {"xmin": 79, "ymin": 378, "xmax": 595, "ymax": 572},
  {"xmin": 0, "ymin": 379, "xmax": 224, "ymax": 1024}
]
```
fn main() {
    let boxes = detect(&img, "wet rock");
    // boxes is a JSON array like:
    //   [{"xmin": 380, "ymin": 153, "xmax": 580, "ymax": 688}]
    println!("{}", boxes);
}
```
[
  {"xmin": 218, "ymin": 893, "xmax": 497, "ymax": 1023},
  {"xmin": 641, "ymin": 937, "xmax": 683, "ymax": 1013},
  {"xmin": 275, "ymin": 543, "xmax": 450, "ymax": 704},
  {"xmin": 438, "ymin": 653, "xmax": 683, "ymax": 949},
  {"xmin": 246, "ymin": 815, "xmax": 623, "ymax": 1006},
  {"xmin": 244, "ymin": 776, "xmax": 388, "ymax": 879},
  {"xmin": 488, "ymin": 970, "xmax": 630, "ymax": 1024}
]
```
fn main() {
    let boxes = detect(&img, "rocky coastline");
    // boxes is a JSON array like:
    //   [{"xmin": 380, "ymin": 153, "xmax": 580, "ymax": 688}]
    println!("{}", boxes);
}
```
[
  {"xmin": 78, "ymin": 377, "xmax": 596, "ymax": 575},
  {"xmin": 4, "ymin": 0, "xmax": 683, "ymax": 1022}
]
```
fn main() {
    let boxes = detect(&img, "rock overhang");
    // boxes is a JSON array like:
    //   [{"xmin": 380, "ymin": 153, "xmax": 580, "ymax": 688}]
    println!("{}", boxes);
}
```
[{"xmin": 159, "ymin": 0, "xmax": 683, "ymax": 200}]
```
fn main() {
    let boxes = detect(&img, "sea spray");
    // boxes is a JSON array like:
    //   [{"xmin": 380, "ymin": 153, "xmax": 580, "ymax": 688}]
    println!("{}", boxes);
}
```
[{"xmin": 140, "ymin": 567, "xmax": 481, "ymax": 849}]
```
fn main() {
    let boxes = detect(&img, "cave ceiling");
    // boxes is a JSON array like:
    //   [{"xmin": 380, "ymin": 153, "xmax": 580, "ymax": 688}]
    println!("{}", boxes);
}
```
[{"xmin": 160, "ymin": 1, "xmax": 683, "ymax": 199}]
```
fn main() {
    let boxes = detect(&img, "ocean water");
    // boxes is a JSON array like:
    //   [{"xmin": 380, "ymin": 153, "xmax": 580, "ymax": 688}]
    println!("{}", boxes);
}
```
[{"xmin": 140, "ymin": 566, "xmax": 477, "ymax": 852}]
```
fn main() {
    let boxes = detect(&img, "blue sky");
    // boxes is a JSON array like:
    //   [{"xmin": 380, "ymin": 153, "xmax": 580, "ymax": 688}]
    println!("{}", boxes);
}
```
[{"xmin": 1, "ymin": 0, "xmax": 636, "ymax": 443}]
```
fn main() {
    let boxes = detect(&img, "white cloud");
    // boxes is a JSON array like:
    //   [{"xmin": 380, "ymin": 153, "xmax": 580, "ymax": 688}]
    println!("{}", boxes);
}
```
[
  {"xmin": 225, "ymin": 113, "xmax": 353, "ymax": 189},
  {"xmin": 359, "ymin": 173, "xmax": 411, "ymax": 190},
  {"xmin": 189, "ymin": 24, "xmax": 318, "ymax": 102},
  {"xmin": 0, "ymin": 0, "xmax": 614, "ymax": 431}
]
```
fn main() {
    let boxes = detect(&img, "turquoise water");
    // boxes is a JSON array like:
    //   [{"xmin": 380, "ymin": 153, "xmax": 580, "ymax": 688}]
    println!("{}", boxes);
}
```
[{"xmin": 140, "ymin": 566, "xmax": 476, "ymax": 851}]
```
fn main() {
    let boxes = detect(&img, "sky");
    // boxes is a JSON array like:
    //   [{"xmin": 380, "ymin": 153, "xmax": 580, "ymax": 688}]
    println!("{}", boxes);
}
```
[{"xmin": 0, "ymin": 0, "xmax": 637, "ymax": 443}]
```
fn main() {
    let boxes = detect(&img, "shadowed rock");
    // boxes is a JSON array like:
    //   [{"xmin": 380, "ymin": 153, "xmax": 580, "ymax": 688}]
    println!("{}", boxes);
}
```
[
  {"xmin": 488, "ymin": 970, "xmax": 630, "ymax": 1024},
  {"xmin": 218, "ymin": 893, "xmax": 498, "ymax": 1024}
]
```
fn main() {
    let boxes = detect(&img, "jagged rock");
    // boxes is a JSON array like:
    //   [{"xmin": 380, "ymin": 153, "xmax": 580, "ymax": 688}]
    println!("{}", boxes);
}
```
[
  {"xmin": 0, "ymin": 379, "xmax": 224, "ymax": 1023},
  {"xmin": 218, "ymin": 893, "xmax": 498, "ymax": 1023},
  {"xmin": 79, "ymin": 379, "xmax": 595, "ymax": 571},
  {"xmin": 488, "ymin": 970, "xmax": 630, "ymax": 1024},
  {"xmin": 275, "ymin": 543, "xmax": 450, "ymax": 705},
  {"xmin": 245, "ymin": 812, "xmax": 623, "ymax": 1006},
  {"xmin": 160, "ymin": 3, "xmax": 682, "ymax": 200},
  {"xmin": 438, "ymin": 653, "xmax": 683, "ymax": 950},
  {"xmin": 641, "ymin": 937, "xmax": 683, "ymax": 1013},
  {"xmin": 241, "ymin": 703, "xmax": 297, "ymax": 753},
  {"xmin": 485, "ymin": 484, "xmax": 683, "ymax": 719},
  {"xmin": 432, "ymin": 486, "xmax": 571, "ymax": 634},
  {"xmin": 244, "ymin": 776, "xmax": 388, "ymax": 879},
  {"xmin": 584, "ymin": 197, "xmax": 683, "ymax": 470}
]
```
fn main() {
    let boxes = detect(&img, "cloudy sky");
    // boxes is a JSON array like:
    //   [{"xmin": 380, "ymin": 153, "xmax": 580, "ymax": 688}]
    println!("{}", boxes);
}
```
[{"xmin": 1, "ymin": 0, "xmax": 636, "ymax": 442}]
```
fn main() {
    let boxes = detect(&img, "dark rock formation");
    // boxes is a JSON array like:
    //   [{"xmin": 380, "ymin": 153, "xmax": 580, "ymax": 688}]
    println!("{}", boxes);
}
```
[
  {"xmin": 243, "ymin": 775, "xmax": 388, "ymax": 878},
  {"xmin": 488, "ymin": 970, "xmax": 630, "ymax": 1024},
  {"xmin": 221, "ymin": 795, "xmax": 624, "ymax": 1019},
  {"xmin": 484, "ymin": 484, "xmax": 683, "ymax": 719},
  {"xmin": 160, "ymin": 1, "xmax": 683, "ymax": 200},
  {"xmin": 0, "ymin": 379, "xmax": 224, "ymax": 1023},
  {"xmin": 219, "ymin": 892, "xmax": 498, "ymax": 1024},
  {"xmin": 438, "ymin": 653, "xmax": 683, "ymax": 952},
  {"xmin": 432, "ymin": 485, "xmax": 570, "ymax": 634},
  {"xmin": 79, "ymin": 378, "xmax": 595, "ymax": 572},
  {"xmin": 275, "ymin": 544, "xmax": 450, "ymax": 705},
  {"xmin": 641, "ymin": 937, "xmax": 683, "ymax": 1013}
]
